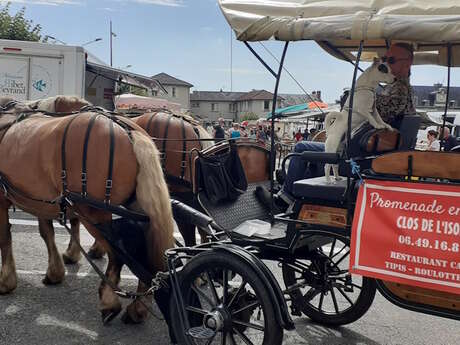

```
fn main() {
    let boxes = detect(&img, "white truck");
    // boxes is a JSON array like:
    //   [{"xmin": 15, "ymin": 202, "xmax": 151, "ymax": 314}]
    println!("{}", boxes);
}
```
[{"xmin": 0, "ymin": 39, "xmax": 85, "ymax": 101}]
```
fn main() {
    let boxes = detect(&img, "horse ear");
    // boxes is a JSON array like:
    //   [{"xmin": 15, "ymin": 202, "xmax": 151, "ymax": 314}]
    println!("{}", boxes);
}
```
[{"xmin": 55, "ymin": 96, "xmax": 90, "ymax": 113}]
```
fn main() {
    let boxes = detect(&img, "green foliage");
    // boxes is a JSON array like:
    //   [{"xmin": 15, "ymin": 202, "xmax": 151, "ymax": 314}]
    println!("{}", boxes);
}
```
[
  {"xmin": 117, "ymin": 83, "xmax": 148, "ymax": 97},
  {"xmin": 0, "ymin": 2, "xmax": 44, "ymax": 42},
  {"xmin": 239, "ymin": 112, "xmax": 260, "ymax": 121}
]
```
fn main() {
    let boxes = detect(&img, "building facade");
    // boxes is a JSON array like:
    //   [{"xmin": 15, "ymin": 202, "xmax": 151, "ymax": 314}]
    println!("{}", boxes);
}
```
[
  {"xmin": 151, "ymin": 72, "xmax": 193, "ymax": 111},
  {"xmin": 190, "ymin": 89, "xmax": 283, "ymax": 123}
]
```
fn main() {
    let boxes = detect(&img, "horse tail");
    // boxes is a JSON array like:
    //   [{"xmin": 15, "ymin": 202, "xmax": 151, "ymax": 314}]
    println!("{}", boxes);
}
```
[
  {"xmin": 195, "ymin": 125, "xmax": 214, "ymax": 149},
  {"xmin": 131, "ymin": 131, "xmax": 175, "ymax": 271}
]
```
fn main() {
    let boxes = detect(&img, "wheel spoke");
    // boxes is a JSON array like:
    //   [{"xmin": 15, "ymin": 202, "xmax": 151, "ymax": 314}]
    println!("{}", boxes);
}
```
[
  {"xmin": 231, "ymin": 300, "xmax": 260, "ymax": 316},
  {"xmin": 222, "ymin": 269, "xmax": 228, "ymax": 305},
  {"xmin": 336, "ymin": 278, "xmax": 362, "ymax": 290},
  {"xmin": 303, "ymin": 287, "xmax": 321, "ymax": 302},
  {"xmin": 234, "ymin": 325, "xmax": 256, "ymax": 345},
  {"xmin": 336, "ymin": 286, "xmax": 354, "ymax": 305},
  {"xmin": 233, "ymin": 319, "xmax": 265, "ymax": 332},
  {"xmin": 318, "ymin": 291, "xmax": 325, "ymax": 311},
  {"xmin": 330, "ymin": 288, "xmax": 340, "ymax": 314},
  {"xmin": 329, "ymin": 238, "xmax": 337, "ymax": 258},
  {"xmin": 228, "ymin": 280, "xmax": 247, "ymax": 309},
  {"xmin": 185, "ymin": 305, "xmax": 208, "ymax": 315},
  {"xmin": 333, "ymin": 249, "xmax": 350, "ymax": 267},
  {"xmin": 204, "ymin": 271, "xmax": 220, "ymax": 305},
  {"xmin": 330, "ymin": 245, "xmax": 346, "ymax": 260},
  {"xmin": 192, "ymin": 283, "xmax": 215, "ymax": 307}
]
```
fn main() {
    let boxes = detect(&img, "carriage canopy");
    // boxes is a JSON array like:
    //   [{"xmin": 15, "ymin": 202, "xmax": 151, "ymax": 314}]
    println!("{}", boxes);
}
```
[{"xmin": 218, "ymin": 0, "xmax": 460, "ymax": 66}]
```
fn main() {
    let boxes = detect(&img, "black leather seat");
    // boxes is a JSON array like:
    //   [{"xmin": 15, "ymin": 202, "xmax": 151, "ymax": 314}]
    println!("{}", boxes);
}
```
[{"xmin": 292, "ymin": 176, "xmax": 354, "ymax": 201}]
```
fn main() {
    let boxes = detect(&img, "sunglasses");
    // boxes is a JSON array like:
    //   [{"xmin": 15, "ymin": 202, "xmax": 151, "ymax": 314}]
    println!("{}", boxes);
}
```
[{"xmin": 381, "ymin": 56, "xmax": 410, "ymax": 65}]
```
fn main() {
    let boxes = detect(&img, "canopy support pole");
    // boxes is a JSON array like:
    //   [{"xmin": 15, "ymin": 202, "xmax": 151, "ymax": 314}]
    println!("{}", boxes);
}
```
[
  {"xmin": 244, "ymin": 40, "xmax": 289, "ymax": 221},
  {"xmin": 244, "ymin": 42, "xmax": 278, "ymax": 78},
  {"xmin": 268, "ymin": 42, "xmax": 289, "ymax": 221},
  {"xmin": 440, "ymin": 44, "xmax": 452, "ymax": 151},
  {"xmin": 345, "ymin": 40, "xmax": 364, "ymax": 226}
]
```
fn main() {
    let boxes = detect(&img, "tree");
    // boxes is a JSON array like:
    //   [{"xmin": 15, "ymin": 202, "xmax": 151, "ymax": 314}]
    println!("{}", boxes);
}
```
[
  {"xmin": 239, "ymin": 112, "xmax": 260, "ymax": 122},
  {"xmin": 0, "ymin": 2, "xmax": 44, "ymax": 42}
]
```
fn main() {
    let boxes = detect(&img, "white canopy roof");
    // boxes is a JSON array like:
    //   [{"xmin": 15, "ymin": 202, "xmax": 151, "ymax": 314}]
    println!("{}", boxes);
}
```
[{"xmin": 219, "ymin": 0, "xmax": 460, "ymax": 66}]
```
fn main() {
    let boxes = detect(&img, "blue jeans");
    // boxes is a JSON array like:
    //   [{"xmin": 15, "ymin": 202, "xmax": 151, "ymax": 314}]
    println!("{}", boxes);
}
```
[{"xmin": 283, "ymin": 141, "xmax": 325, "ymax": 196}]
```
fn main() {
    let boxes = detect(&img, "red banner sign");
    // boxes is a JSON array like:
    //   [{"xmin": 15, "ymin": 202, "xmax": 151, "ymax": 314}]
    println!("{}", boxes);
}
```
[{"xmin": 350, "ymin": 180, "xmax": 460, "ymax": 295}]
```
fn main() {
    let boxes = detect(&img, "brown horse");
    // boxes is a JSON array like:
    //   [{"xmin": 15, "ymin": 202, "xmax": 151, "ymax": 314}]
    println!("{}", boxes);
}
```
[{"xmin": 0, "ymin": 97, "xmax": 175, "ymax": 324}]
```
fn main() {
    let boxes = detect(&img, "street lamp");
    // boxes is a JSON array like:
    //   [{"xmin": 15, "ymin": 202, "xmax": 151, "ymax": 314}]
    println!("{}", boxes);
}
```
[
  {"xmin": 110, "ymin": 20, "xmax": 117, "ymax": 67},
  {"xmin": 81, "ymin": 38, "xmax": 103, "ymax": 47},
  {"xmin": 44, "ymin": 35, "xmax": 67, "ymax": 45}
]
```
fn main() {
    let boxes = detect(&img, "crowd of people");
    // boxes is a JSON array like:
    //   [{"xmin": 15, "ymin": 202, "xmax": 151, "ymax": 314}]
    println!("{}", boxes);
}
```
[{"xmin": 211, "ymin": 117, "xmax": 277, "ymax": 144}]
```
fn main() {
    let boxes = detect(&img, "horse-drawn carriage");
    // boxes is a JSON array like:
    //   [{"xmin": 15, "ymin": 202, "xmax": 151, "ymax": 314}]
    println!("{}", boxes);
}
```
[{"xmin": 0, "ymin": 1, "xmax": 459, "ymax": 345}]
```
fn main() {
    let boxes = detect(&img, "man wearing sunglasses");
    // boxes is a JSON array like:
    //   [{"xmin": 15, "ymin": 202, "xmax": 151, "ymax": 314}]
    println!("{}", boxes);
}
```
[
  {"xmin": 376, "ymin": 43, "xmax": 416, "ymax": 128},
  {"xmin": 257, "ymin": 43, "xmax": 416, "ymax": 211}
]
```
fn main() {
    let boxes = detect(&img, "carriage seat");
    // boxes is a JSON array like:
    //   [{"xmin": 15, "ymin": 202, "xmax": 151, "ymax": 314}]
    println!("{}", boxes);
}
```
[
  {"xmin": 348, "ymin": 115, "xmax": 421, "ymax": 158},
  {"xmin": 292, "ymin": 176, "xmax": 357, "ymax": 202}
]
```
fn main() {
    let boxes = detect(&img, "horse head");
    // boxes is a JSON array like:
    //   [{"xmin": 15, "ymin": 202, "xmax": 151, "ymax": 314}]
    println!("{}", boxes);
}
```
[{"xmin": 27, "ymin": 95, "xmax": 91, "ymax": 113}]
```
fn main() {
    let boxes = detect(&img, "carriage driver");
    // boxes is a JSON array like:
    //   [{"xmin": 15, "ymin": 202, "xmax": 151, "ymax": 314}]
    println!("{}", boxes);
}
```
[{"xmin": 262, "ymin": 43, "xmax": 416, "ymax": 210}]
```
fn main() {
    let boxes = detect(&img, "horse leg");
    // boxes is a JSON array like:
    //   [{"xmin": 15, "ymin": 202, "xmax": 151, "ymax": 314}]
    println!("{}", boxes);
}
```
[
  {"xmin": 88, "ymin": 239, "xmax": 106, "ymax": 259},
  {"xmin": 176, "ymin": 219, "xmax": 196, "ymax": 246},
  {"xmin": 38, "ymin": 219, "xmax": 66, "ymax": 285},
  {"xmin": 98, "ymin": 250, "xmax": 123, "ymax": 324},
  {"xmin": 121, "ymin": 281, "xmax": 151, "ymax": 324},
  {"xmin": 0, "ymin": 199, "xmax": 17, "ymax": 294},
  {"xmin": 62, "ymin": 218, "xmax": 82, "ymax": 264}
]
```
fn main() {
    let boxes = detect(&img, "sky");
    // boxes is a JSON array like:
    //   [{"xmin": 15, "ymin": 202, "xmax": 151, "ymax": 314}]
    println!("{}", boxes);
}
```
[{"xmin": 2, "ymin": 0, "xmax": 460, "ymax": 102}]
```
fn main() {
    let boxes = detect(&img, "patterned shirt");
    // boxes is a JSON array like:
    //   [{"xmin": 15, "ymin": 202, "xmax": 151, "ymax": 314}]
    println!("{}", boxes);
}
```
[{"xmin": 376, "ymin": 77, "xmax": 416, "ymax": 125}]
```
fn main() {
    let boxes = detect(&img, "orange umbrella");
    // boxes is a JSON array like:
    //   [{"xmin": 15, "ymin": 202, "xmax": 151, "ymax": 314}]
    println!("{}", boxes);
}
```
[{"xmin": 308, "ymin": 101, "xmax": 328, "ymax": 109}]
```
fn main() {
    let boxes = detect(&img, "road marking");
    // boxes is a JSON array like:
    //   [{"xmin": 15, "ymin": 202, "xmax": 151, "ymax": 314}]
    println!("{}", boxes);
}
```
[
  {"xmin": 9, "ymin": 218, "xmax": 198, "ymax": 242},
  {"xmin": 17, "ymin": 269, "xmax": 138, "ymax": 280}
]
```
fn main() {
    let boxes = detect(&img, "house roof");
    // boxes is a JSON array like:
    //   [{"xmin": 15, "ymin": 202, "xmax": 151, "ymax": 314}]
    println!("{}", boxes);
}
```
[
  {"xmin": 412, "ymin": 84, "xmax": 460, "ymax": 104},
  {"xmin": 237, "ymin": 89, "xmax": 283, "ymax": 101},
  {"xmin": 151, "ymin": 72, "xmax": 193, "ymax": 87},
  {"xmin": 191, "ymin": 91, "xmax": 246, "ymax": 102}
]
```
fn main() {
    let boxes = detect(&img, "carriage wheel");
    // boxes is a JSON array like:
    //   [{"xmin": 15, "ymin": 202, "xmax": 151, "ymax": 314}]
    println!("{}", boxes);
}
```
[
  {"xmin": 170, "ymin": 251, "xmax": 283, "ymax": 345},
  {"xmin": 282, "ymin": 234, "xmax": 376, "ymax": 326}
]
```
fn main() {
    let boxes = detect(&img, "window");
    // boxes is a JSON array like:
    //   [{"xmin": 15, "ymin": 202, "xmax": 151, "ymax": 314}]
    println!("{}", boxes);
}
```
[
  {"xmin": 172, "ymin": 87, "xmax": 176, "ymax": 98},
  {"xmin": 211, "ymin": 103, "xmax": 219, "ymax": 112},
  {"xmin": 151, "ymin": 90, "xmax": 158, "ymax": 96},
  {"xmin": 192, "ymin": 102, "xmax": 199, "ymax": 108},
  {"xmin": 229, "ymin": 103, "xmax": 233, "ymax": 112},
  {"xmin": 264, "ymin": 100, "xmax": 270, "ymax": 110}
]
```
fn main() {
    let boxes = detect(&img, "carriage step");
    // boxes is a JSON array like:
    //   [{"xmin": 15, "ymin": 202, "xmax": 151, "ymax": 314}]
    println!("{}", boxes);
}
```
[{"xmin": 187, "ymin": 326, "xmax": 216, "ymax": 340}]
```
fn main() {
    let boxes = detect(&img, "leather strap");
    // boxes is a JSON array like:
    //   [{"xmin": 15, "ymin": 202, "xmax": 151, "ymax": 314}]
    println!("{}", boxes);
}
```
[
  {"xmin": 61, "ymin": 115, "xmax": 79, "ymax": 193},
  {"xmin": 180, "ymin": 117, "xmax": 187, "ymax": 179},
  {"xmin": 105, "ymin": 116, "xmax": 115, "ymax": 204},
  {"xmin": 81, "ymin": 114, "xmax": 99, "ymax": 197},
  {"xmin": 161, "ymin": 114, "xmax": 173, "ymax": 169}
]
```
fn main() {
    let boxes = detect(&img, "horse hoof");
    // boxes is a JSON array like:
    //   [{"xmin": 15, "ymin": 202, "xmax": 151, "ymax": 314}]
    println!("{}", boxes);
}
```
[
  {"xmin": 88, "ymin": 248, "xmax": 104, "ymax": 260},
  {"xmin": 101, "ymin": 307, "xmax": 121, "ymax": 325},
  {"xmin": 42, "ymin": 275, "xmax": 62, "ymax": 285},
  {"xmin": 62, "ymin": 253, "xmax": 79, "ymax": 265},
  {"xmin": 121, "ymin": 310, "xmax": 143, "ymax": 324}
]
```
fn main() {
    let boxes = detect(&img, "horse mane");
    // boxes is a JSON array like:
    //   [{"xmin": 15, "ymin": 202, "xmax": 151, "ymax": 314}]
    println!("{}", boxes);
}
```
[{"xmin": 27, "ymin": 95, "xmax": 91, "ymax": 113}]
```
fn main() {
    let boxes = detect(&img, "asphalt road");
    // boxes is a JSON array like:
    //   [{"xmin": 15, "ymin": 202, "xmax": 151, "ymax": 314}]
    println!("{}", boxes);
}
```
[{"xmin": 0, "ymin": 210, "xmax": 459, "ymax": 345}]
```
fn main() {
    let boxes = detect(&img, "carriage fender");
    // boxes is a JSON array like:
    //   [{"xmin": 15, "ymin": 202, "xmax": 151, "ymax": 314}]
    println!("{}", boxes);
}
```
[{"xmin": 214, "ymin": 244, "xmax": 295, "ymax": 330}]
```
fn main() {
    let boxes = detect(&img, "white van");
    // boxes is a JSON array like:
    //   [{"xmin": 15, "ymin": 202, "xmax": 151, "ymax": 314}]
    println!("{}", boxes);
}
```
[{"xmin": 0, "ymin": 39, "xmax": 85, "ymax": 101}]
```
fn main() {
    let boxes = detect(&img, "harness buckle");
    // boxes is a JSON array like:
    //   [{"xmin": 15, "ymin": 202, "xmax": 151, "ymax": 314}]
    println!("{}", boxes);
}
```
[
  {"xmin": 180, "ymin": 161, "xmax": 187, "ymax": 168},
  {"xmin": 159, "ymin": 152, "xmax": 166, "ymax": 160},
  {"xmin": 81, "ymin": 172, "xmax": 87, "ymax": 182},
  {"xmin": 61, "ymin": 170, "xmax": 67, "ymax": 180},
  {"xmin": 105, "ymin": 179, "xmax": 113, "ymax": 190}
]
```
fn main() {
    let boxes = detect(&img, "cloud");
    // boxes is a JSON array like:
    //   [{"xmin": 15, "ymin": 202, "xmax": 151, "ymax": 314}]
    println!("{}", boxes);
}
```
[
  {"xmin": 3, "ymin": 0, "xmax": 81, "ymax": 5},
  {"xmin": 200, "ymin": 26, "xmax": 213, "ymax": 32},
  {"xmin": 128, "ymin": 0, "xmax": 184, "ymax": 6}
]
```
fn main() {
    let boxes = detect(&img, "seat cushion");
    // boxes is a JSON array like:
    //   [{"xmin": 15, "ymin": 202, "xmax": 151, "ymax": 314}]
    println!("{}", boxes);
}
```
[{"xmin": 293, "ymin": 176, "xmax": 349, "ymax": 201}]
